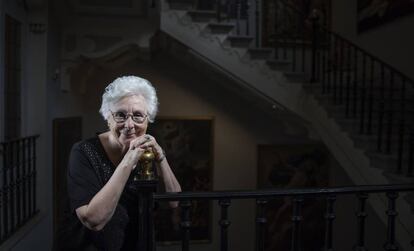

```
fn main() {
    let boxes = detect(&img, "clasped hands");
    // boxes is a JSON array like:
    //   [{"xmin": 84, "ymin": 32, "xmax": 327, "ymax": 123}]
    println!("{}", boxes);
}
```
[{"xmin": 124, "ymin": 134, "xmax": 165, "ymax": 169}]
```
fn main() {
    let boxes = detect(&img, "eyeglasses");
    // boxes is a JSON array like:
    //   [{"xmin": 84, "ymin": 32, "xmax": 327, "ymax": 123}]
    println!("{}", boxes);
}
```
[{"xmin": 111, "ymin": 111, "xmax": 148, "ymax": 124}]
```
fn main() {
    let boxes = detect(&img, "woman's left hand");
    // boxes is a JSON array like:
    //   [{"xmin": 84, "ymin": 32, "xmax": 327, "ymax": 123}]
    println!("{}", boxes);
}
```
[{"xmin": 133, "ymin": 134, "xmax": 165, "ymax": 162}]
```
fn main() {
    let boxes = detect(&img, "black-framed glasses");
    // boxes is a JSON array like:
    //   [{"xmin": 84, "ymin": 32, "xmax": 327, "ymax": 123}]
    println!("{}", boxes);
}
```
[{"xmin": 111, "ymin": 111, "xmax": 148, "ymax": 124}]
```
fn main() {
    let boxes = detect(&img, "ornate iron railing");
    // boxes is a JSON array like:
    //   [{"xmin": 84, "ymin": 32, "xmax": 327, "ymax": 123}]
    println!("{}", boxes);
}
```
[
  {"xmin": 312, "ymin": 25, "xmax": 414, "ymax": 177},
  {"xmin": 131, "ymin": 183, "xmax": 414, "ymax": 250},
  {"xmin": 0, "ymin": 135, "xmax": 39, "ymax": 245}
]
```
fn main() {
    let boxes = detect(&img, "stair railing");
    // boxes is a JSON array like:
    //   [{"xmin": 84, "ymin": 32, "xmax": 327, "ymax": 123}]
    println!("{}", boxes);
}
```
[
  {"xmin": 311, "ymin": 15, "xmax": 414, "ymax": 178},
  {"xmin": 251, "ymin": 0, "xmax": 414, "ymax": 178},
  {"xmin": 164, "ymin": 0, "xmax": 414, "ymax": 177}
]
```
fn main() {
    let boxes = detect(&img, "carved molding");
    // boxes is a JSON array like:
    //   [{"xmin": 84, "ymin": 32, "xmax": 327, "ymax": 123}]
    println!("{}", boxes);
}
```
[
  {"xmin": 63, "ymin": 34, "xmax": 123, "ymax": 55},
  {"xmin": 60, "ymin": 42, "xmax": 151, "ymax": 93}
]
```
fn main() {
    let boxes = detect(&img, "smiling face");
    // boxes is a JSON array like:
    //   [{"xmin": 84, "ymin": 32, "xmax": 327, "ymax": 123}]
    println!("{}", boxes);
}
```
[{"xmin": 108, "ymin": 95, "xmax": 149, "ymax": 148}]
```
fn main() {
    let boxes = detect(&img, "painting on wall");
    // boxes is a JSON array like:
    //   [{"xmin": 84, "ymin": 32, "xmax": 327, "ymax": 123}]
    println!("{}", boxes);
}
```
[
  {"xmin": 358, "ymin": 0, "xmax": 414, "ymax": 32},
  {"xmin": 257, "ymin": 144, "xmax": 330, "ymax": 251},
  {"xmin": 148, "ymin": 117, "xmax": 214, "ymax": 245},
  {"xmin": 262, "ymin": 0, "xmax": 331, "ymax": 47}
]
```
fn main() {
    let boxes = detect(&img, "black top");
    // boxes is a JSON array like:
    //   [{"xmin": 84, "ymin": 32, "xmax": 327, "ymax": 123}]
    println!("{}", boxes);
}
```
[{"xmin": 67, "ymin": 136, "xmax": 140, "ymax": 250}]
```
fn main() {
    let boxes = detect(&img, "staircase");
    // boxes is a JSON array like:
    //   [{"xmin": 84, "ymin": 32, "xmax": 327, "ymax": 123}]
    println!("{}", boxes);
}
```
[{"xmin": 159, "ymin": 0, "xmax": 414, "ymax": 249}]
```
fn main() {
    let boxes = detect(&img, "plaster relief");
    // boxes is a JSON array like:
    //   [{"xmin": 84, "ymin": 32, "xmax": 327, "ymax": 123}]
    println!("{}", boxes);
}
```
[{"xmin": 61, "ymin": 43, "xmax": 150, "ymax": 94}]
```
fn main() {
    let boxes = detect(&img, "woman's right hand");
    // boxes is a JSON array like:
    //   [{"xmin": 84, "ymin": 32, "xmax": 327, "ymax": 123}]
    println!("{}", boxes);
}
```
[{"xmin": 121, "ymin": 135, "xmax": 152, "ymax": 170}]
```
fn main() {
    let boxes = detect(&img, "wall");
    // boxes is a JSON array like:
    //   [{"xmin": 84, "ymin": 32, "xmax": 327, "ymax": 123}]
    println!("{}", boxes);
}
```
[
  {"xmin": 0, "ymin": 0, "xmax": 28, "ymax": 139},
  {"xmin": 331, "ymin": 0, "xmax": 414, "ymax": 80},
  {"xmin": 0, "ymin": 0, "xmax": 53, "ymax": 250}
]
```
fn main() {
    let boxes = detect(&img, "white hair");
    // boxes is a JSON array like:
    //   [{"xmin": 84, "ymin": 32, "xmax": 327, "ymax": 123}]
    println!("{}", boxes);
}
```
[{"xmin": 99, "ymin": 76, "xmax": 158, "ymax": 123}]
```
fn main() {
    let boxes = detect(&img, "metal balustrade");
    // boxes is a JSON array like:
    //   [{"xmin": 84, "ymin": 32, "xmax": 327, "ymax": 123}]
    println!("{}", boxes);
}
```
[
  {"xmin": 144, "ymin": 184, "xmax": 414, "ymax": 250},
  {"xmin": 0, "ymin": 135, "xmax": 39, "ymax": 245},
  {"xmin": 313, "ymin": 26, "xmax": 414, "ymax": 177}
]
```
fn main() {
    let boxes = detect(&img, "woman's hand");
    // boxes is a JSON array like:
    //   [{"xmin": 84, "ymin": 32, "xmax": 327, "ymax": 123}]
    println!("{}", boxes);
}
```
[
  {"xmin": 121, "ymin": 135, "xmax": 153, "ymax": 169},
  {"xmin": 130, "ymin": 134, "xmax": 182, "ymax": 208},
  {"xmin": 133, "ymin": 134, "xmax": 165, "ymax": 163}
]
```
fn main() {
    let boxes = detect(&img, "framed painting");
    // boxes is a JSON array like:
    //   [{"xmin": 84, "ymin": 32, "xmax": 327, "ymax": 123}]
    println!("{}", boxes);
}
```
[
  {"xmin": 358, "ymin": 0, "xmax": 414, "ymax": 33},
  {"xmin": 261, "ymin": 0, "xmax": 331, "ymax": 47},
  {"xmin": 257, "ymin": 144, "xmax": 330, "ymax": 251},
  {"xmin": 148, "ymin": 117, "xmax": 214, "ymax": 245}
]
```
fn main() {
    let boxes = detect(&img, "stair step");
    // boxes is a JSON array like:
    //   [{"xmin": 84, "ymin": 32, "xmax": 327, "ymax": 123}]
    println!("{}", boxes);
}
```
[
  {"xmin": 317, "ymin": 86, "xmax": 414, "ymax": 99},
  {"xmin": 187, "ymin": 10, "xmax": 226, "ymax": 22},
  {"xmin": 266, "ymin": 59, "xmax": 292, "ymax": 71},
  {"xmin": 368, "ymin": 152, "xmax": 414, "ymax": 174},
  {"xmin": 284, "ymin": 71, "xmax": 308, "ymax": 82},
  {"xmin": 310, "ymin": 85, "xmax": 413, "ymax": 98},
  {"xmin": 331, "ymin": 117, "xmax": 414, "ymax": 130},
  {"xmin": 350, "ymin": 133, "xmax": 412, "ymax": 153},
  {"xmin": 318, "ymin": 94, "xmax": 414, "ymax": 104},
  {"xmin": 167, "ymin": 0, "xmax": 194, "ymax": 10},
  {"xmin": 335, "ymin": 119, "xmax": 414, "ymax": 140},
  {"xmin": 315, "ymin": 95, "xmax": 414, "ymax": 112},
  {"xmin": 247, "ymin": 48, "xmax": 273, "ymax": 60},
  {"xmin": 403, "ymin": 193, "xmax": 414, "ymax": 213},
  {"xmin": 325, "ymin": 105, "xmax": 414, "ymax": 119},
  {"xmin": 309, "ymin": 76, "xmax": 413, "ymax": 91},
  {"xmin": 321, "ymin": 70, "xmax": 408, "ymax": 83},
  {"xmin": 326, "ymin": 108, "xmax": 414, "ymax": 122},
  {"xmin": 226, "ymin": 35, "xmax": 254, "ymax": 48},
  {"xmin": 350, "ymin": 131, "xmax": 412, "ymax": 141},
  {"xmin": 317, "ymin": 94, "xmax": 414, "ymax": 105},
  {"xmin": 207, "ymin": 23, "xmax": 235, "ymax": 34},
  {"xmin": 334, "ymin": 115, "xmax": 403, "ymax": 127},
  {"xmin": 383, "ymin": 171, "xmax": 414, "ymax": 183}
]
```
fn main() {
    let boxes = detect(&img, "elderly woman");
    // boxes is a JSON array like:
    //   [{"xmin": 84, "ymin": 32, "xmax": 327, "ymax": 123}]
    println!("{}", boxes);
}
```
[{"xmin": 67, "ymin": 76, "xmax": 181, "ymax": 250}]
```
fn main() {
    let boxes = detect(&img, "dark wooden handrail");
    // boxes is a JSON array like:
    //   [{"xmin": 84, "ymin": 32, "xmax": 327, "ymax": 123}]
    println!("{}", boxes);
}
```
[
  {"xmin": 153, "ymin": 182, "xmax": 412, "ymax": 249},
  {"xmin": 154, "ymin": 183, "xmax": 414, "ymax": 201}
]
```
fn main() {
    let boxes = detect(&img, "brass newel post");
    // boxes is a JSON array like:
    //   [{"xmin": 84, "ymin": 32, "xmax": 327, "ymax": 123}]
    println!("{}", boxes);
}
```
[
  {"xmin": 133, "ymin": 149, "xmax": 158, "ymax": 250},
  {"xmin": 135, "ymin": 149, "xmax": 156, "ymax": 181}
]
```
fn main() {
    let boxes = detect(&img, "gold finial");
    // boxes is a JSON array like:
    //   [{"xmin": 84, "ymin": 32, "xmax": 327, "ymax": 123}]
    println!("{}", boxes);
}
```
[{"xmin": 135, "ymin": 149, "xmax": 155, "ymax": 180}]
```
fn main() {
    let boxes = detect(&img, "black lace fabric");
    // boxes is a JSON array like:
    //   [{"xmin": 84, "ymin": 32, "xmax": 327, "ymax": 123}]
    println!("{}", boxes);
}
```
[{"xmin": 74, "ymin": 137, "xmax": 140, "ymax": 251}]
